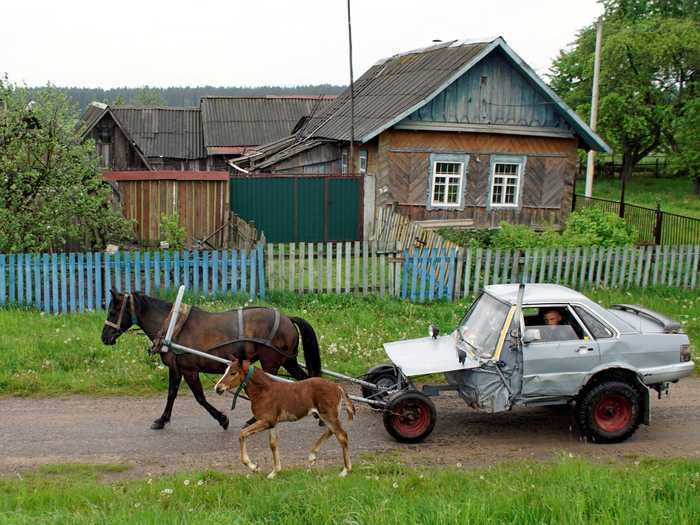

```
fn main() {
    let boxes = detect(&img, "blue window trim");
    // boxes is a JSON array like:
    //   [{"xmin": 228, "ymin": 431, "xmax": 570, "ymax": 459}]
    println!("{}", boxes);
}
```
[
  {"xmin": 487, "ymin": 154, "xmax": 527, "ymax": 210},
  {"xmin": 426, "ymin": 153, "xmax": 469, "ymax": 211}
]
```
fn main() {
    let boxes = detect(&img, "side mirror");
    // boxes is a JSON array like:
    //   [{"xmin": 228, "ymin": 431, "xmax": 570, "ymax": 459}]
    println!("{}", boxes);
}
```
[
  {"xmin": 429, "ymin": 324, "xmax": 440, "ymax": 339},
  {"xmin": 523, "ymin": 328, "xmax": 541, "ymax": 345}
]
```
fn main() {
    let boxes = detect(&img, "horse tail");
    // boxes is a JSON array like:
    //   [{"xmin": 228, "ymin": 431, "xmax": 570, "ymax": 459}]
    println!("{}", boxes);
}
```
[
  {"xmin": 340, "ymin": 387, "xmax": 355, "ymax": 421},
  {"xmin": 290, "ymin": 316, "xmax": 322, "ymax": 377}
]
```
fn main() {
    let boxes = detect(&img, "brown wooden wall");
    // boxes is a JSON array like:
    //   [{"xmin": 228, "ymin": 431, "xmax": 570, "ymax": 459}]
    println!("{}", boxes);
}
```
[
  {"xmin": 376, "ymin": 129, "xmax": 578, "ymax": 228},
  {"xmin": 106, "ymin": 172, "xmax": 230, "ymax": 247}
]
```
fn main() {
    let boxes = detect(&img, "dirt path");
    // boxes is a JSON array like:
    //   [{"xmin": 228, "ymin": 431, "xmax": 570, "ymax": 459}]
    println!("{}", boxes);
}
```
[{"xmin": 2, "ymin": 378, "xmax": 699, "ymax": 477}]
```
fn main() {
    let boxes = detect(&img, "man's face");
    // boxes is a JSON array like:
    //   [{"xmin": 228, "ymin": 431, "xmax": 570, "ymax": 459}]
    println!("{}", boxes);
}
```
[{"xmin": 544, "ymin": 310, "xmax": 563, "ymax": 326}]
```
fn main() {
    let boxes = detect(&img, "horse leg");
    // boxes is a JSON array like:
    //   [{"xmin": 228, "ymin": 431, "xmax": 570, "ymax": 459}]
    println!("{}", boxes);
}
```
[
  {"xmin": 308, "ymin": 428, "xmax": 333, "ymax": 465},
  {"xmin": 267, "ymin": 428, "xmax": 282, "ymax": 479},
  {"xmin": 319, "ymin": 415, "xmax": 352, "ymax": 477},
  {"xmin": 182, "ymin": 371, "xmax": 229, "ymax": 430},
  {"xmin": 151, "ymin": 367, "xmax": 182, "ymax": 430},
  {"xmin": 283, "ymin": 358, "xmax": 309, "ymax": 381},
  {"xmin": 239, "ymin": 420, "xmax": 270, "ymax": 472}
]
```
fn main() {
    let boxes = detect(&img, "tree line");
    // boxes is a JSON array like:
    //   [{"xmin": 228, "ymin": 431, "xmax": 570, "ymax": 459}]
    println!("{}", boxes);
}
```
[{"xmin": 24, "ymin": 85, "xmax": 346, "ymax": 112}]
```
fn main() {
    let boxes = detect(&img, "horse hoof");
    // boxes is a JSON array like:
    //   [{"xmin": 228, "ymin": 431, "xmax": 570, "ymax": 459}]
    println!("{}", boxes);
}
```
[
  {"xmin": 308, "ymin": 453, "xmax": 317, "ymax": 465},
  {"xmin": 339, "ymin": 468, "xmax": 348, "ymax": 478},
  {"xmin": 220, "ymin": 416, "xmax": 229, "ymax": 430},
  {"xmin": 150, "ymin": 419, "xmax": 167, "ymax": 430},
  {"xmin": 267, "ymin": 471, "xmax": 277, "ymax": 480}
]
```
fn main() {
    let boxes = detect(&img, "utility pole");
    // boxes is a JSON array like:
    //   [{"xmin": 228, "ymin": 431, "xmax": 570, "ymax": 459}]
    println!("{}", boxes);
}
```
[
  {"xmin": 585, "ymin": 17, "xmax": 603, "ymax": 198},
  {"xmin": 347, "ymin": 0, "xmax": 355, "ymax": 175}
]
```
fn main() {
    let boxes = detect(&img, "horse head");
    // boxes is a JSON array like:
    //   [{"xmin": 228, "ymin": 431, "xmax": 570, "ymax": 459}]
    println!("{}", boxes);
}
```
[
  {"xmin": 101, "ymin": 289, "xmax": 140, "ymax": 345},
  {"xmin": 215, "ymin": 359, "xmax": 249, "ymax": 395}
]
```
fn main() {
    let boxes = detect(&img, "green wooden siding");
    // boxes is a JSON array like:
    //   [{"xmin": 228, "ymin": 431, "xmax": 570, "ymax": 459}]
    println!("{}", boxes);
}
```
[{"xmin": 230, "ymin": 176, "xmax": 362, "ymax": 243}]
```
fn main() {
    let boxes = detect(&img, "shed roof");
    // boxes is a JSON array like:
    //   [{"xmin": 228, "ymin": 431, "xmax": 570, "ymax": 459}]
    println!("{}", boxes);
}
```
[
  {"xmin": 303, "ymin": 37, "xmax": 609, "ymax": 152},
  {"xmin": 111, "ymin": 107, "xmax": 206, "ymax": 160},
  {"xmin": 200, "ymin": 96, "xmax": 333, "ymax": 150}
]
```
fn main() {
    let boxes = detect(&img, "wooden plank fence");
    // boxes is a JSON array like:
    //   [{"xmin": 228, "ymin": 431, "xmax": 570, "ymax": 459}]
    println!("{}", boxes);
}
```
[
  {"xmin": 371, "ymin": 207, "xmax": 456, "ymax": 250},
  {"xmin": 0, "ymin": 246, "xmax": 266, "ymax": 314}
]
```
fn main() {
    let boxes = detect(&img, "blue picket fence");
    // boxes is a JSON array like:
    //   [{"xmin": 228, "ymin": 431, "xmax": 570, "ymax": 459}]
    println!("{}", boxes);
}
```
[
  {"xmin": 0, "ymin": 246, "xmax": 266, "ymax": 314},
  {"xmin": 401, "ymin": 248, "xmax": 458, "ymax": 303}
]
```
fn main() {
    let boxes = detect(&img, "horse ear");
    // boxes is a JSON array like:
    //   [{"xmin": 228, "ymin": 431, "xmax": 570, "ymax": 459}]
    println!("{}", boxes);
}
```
[{"xmin": 110, "ymin": 288, "xmax": 119, "ymax": 298}]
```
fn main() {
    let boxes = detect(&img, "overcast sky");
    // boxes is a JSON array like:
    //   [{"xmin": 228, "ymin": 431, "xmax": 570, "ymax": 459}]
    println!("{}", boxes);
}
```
[{"xmin": 3, "ymin": 0, "xmax": 602, "ymax": 88}]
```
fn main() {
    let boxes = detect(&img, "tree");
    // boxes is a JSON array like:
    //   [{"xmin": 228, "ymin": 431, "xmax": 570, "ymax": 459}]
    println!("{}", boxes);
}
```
[
  {"xmin": 0, "ymin": 79, "xmax": 134, "ymax": 253},
  {"xmin": 129, "ymin": 87, "xmax": 166, "ymax": 106},
  {"xmin": 549, "ymin": 4, "xmax": 700, "ymax": 189}
]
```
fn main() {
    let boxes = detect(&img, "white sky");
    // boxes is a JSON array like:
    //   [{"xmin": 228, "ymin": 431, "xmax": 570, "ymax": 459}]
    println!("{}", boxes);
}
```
[{"xmin": 2, "ymin": 0, "xmax": 603, "ymax": 88}]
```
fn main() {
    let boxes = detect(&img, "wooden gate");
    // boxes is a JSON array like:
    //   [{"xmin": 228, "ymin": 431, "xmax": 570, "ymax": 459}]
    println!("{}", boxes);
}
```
[{"xmin": 230, "ymin": 174, "xmax": 363, "ymax": 243}]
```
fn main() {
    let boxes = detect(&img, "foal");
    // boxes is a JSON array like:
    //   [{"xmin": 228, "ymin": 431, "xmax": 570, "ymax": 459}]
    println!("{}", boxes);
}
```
[{"xmin": 215, "ymin": 360, "xmax": 355, "ymax": 478}]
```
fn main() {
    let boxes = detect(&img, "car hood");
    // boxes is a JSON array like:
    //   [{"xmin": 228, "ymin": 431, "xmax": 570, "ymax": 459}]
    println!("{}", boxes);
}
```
[{"xmin": 383, "ymin": 332, "xmax": 481, "ymax": 377}]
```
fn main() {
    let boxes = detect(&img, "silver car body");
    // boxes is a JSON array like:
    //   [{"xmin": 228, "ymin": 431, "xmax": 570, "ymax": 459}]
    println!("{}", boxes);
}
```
[{"xmin": 383, "ymin": 284, "xmax": 694, "ymax": 414}]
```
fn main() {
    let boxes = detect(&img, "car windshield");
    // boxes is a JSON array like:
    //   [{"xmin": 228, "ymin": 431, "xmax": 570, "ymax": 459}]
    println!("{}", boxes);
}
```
[{"xmin": 457, "ymin": 293, "xmax": 510, "ymax": 358}]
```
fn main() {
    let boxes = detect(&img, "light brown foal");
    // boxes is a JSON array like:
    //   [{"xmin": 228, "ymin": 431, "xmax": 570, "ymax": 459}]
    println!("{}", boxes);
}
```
[{"xmin": 215, "ymin": 360, "xmax": 355, "ymax": 478}]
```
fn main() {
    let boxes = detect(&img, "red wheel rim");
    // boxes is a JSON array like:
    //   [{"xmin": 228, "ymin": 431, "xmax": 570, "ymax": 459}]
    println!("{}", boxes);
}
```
[
  {"xmin": 391, "ymin": 399, "xmax": 430, "ymax": 438},
  {"xmin": 594, "ymin": 394, "xmax": 632, "ymax": 433}
]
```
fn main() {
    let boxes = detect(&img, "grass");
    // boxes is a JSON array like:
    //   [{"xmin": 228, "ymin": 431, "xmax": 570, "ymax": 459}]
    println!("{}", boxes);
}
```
[
  {"xmin": 0, "ymin": 288, "xmax": 697, "ymax": 396},
  {"xmin": 0, "ymin": 459, "xmax": 698, "ymax": 524},
  {"xmin": 575, "ymin": 175, "xmax": 700, "ymax": 219}
]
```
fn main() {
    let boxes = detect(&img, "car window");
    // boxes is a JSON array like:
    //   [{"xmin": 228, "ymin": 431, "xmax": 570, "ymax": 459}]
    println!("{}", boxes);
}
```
[
  {"xmin": 573, "ymin": 306, "xmax": 614, "ymax": 339},
  {"xmin": 523, "ymin": 306, "xmax": 586, "ymax": 342}
]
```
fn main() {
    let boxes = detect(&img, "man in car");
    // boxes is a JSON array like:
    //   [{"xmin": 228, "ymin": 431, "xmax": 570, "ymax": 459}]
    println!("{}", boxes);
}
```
[{"xmin": 543, "ymin": 309, "xmax": 564, "ymax": 326}]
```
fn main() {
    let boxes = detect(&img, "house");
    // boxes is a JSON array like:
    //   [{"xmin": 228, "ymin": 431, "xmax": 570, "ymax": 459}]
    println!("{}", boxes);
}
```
[
  {"xmin": 78, "ymin": 96, "xmax": 333, "ymax": 171},
  {"xmin": 233, "ymin": 37, "xmax": 610, "ymax": 230}
]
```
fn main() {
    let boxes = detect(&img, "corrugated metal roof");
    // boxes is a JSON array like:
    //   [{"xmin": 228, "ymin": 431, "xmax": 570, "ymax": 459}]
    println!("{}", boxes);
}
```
[
  {"xmin": 304, "ymin": 40, "xmax": 492, "ymax": 142},
  {"xmin": 200, "ymin": 96, "xmax": 333, "ymax": 148},
  {"xmin": 112, "ymin": 107, "xmax": 206, "ymax": 159}
]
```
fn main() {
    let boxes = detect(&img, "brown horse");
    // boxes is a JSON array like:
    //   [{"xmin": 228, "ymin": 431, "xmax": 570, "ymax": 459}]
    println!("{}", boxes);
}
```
[
  {"xmin": 101, "ymin": 289, "xmax": 321, "ymax": 430},
  {"xmin": 215, "ymin": 360, "xmax": 354, "ymax": 478}
]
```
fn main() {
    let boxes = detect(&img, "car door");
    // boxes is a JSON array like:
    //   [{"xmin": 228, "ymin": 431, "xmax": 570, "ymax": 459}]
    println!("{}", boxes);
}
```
[{"xmin": 521, "ymin": 304, "xmax": 600, "ymax": 398}]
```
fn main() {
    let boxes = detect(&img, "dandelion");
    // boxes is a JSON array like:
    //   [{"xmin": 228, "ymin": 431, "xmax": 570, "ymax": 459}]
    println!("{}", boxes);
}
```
[
  {"xmin": 456, "ymin": 462, "xmax": 463, "ymax": 468},
  {"xmin": 183, "ymin": 479, "xmax": 191, "ymax": 486},
  {"xmin": 160, "ymin": 488, "xmax": 173, "ymax": 496},
  {"xmin": 147, "ymin": 478, "xmax": 153, "ymax": 485},
  {"xmin": 197, "ymin": 480, "xmax": 204, "ymax": 486},
  {"xmin": 134, "ymin": 503, "xmax": 141, "ymax": 508},
  {"xmin": 392, "ymin": 481, "xmax": 399, "ymax": 489},
  {"xmin": 479, "ymin": 475, "xmax": 485, "ymax": 480}
]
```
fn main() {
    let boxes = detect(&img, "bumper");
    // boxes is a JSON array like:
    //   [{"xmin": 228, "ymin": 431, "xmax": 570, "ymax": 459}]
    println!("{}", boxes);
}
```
[{"xmin": 639, "ymin": 360, "xmax": 695, "ymax": 385}]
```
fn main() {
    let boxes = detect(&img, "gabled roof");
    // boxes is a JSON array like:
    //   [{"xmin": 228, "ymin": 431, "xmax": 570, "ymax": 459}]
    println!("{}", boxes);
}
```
[
  {"xmin": 303, "ymin": 37, "xmax": 610, "ymax": 152},
  {"xmin": 200, "ymin": 96, "xmax": 333, "ymax": 151},
  {"xmin": 111, "ymin": 107, "xmax": 205, "ymax": 160}
]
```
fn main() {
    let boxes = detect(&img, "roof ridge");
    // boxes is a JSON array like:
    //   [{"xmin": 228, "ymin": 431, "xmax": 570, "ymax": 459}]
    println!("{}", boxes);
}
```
[
  {"xmin": 113, "ymin": 106, "xmax": 199, "ymax": 111},
  {"xmin": 200, "ymin": 95, "xmax": 334, "ymax": 100},
  {"xmin": 372, "ymin": 37, "xmax": 498, "ymax": 66}
]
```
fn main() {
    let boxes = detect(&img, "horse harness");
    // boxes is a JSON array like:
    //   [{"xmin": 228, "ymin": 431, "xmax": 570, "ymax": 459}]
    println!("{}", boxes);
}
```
[
  {"xmin": 156, "ymin": 305, "xmax": 294, "ymax": 361},
  {"xmin": 104, "ymin": 293, "xmax": 138, "ymax": 335}
]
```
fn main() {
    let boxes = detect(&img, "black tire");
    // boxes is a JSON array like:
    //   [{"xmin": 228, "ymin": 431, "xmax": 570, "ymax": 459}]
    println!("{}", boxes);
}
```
[
  {"xmin": 576, "ymin": 381, "xmax": 641, "ymax": 444},
  {"xmin": 361, "ymin": 367, "xmax": 403, "ymax": 400},
  {"xmin": 383, "ymin": 391, "xmax": 437, "ymax": 444}
]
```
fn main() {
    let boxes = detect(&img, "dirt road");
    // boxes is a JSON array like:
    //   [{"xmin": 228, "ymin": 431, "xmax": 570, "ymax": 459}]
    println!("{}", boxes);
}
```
[{"xmin": 2, "ymin": 378, "xmax": 698, "ymax": 476}]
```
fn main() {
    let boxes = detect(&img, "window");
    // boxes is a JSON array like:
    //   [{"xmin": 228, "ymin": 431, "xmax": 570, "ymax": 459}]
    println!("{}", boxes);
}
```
[
  {"xmin": 431, "ymin": 161, "xmax": 464, "ymax": 207},
  {"xmin": 522, "ymin": 305, "xmax": 587, "ymax": 342},
  {"xmin": 341, "ymin": 150, "xmax": 348, "ymax": 174},
  {"xmin": 359, "ymin": 149, "xmax": 368, "ymax": 175},
  {"xmin": 96, "ymin": 126, "xmax": 112, "ymax": 144},
  {"xmin": 573, "ymin": 306, "xmax": 614, "ymax": 339},
  {"xmin": 490, "ymin": 157, "xmax": 524, "ymax": 208}
]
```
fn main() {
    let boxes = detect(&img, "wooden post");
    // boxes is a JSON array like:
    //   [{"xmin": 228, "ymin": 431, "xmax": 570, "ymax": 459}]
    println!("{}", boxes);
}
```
[
  {"xmin": 585, "ymin": 17, "xmax": 603, "ymax": 198},
  {"xmin": 654, "ymin": 203, "xmax": 663, "ymax": 245}
]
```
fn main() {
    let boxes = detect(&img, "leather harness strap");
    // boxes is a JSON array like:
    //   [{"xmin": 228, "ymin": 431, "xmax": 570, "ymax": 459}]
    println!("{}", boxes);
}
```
[{"xmin": 104, "ymin": 293, "xmax": 137, "ymax": 332}]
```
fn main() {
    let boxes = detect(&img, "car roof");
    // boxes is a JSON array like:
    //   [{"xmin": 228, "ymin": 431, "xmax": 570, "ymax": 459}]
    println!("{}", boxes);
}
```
[{"xmin": 484, "ymin": 284, "xmax": 588, "ymax": 305}]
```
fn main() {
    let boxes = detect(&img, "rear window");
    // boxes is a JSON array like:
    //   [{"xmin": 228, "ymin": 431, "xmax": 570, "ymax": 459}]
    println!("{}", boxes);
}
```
[{"xmin": 574, "ymin": 306, "xmax": 614, "ymax": 339}]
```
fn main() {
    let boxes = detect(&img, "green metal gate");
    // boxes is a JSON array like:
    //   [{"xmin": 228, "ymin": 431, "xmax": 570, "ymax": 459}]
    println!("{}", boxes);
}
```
[{"xmin": 230, "ymin": 175, "xmax": 363, "ymax": 243}]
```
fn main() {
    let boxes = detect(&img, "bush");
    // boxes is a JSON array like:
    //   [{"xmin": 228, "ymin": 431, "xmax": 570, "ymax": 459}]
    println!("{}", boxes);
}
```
[
  {"xmin": 562, "ymin": 207, "xmax": 637, "ymax": 247},
  {"xmin": 440, "ymin": 209, "xmax": 636, "ymax": 249},
  {"xmin": 159, "ymin": 213, "xmax": 187, "ymax": 249}
]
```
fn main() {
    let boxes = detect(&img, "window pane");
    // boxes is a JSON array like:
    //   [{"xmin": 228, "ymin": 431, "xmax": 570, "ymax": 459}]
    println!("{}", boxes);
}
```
[
  {"xmin": 492, "ymin": 186, "xmax": 503, "ymax": 204},
  {"xmin": 573, "ymin": 306, "xmax": 614, "ymax": 339},
  {"xmin": 447, "ymin": 180, "xmax": 459, "ymax": 203},
  {"xmin": 433, "ymin": 183, "xmax": 445, "ymax": 203},
  {"xmin": 436, "ymin": 161, "xmax": 461, "ymax": 175}
]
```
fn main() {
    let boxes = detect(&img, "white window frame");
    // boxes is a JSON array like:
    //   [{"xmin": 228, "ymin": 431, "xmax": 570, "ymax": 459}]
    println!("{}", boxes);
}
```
[
  {"xmin": 430, "ymin": 160, "xmax": 465, "ymax": 208},
  {"xmin": 489, "ymin": 155, "xmax": 525, "ymax": 209},
  {"xmin": 359, "ymin": 149, "xmax": 368, "ymax": 175}
]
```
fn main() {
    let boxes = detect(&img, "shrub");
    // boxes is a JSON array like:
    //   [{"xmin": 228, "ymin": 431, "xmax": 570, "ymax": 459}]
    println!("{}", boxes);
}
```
[
  {"xmin": 437, "ymin": 227, "xmax": 498, "ymax": 248},
  {"xmin": 159, "ymin": 213, "xmax": 187, "ymax": 249},
  {"xmin": 562, "ymin": 208, "xmax": 637, "ymax": 247}
]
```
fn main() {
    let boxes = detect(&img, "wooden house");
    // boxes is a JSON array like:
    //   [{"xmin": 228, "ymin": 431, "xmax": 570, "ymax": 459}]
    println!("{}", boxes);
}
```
[{"xmin": 234, "ymin": 37, "xmax": 610, "ymax": 230}]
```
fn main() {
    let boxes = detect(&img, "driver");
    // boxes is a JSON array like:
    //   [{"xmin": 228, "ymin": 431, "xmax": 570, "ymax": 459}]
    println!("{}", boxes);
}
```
[{"xmin": 543, "ymin": 309, "xmax": 564, "ymax": 326}]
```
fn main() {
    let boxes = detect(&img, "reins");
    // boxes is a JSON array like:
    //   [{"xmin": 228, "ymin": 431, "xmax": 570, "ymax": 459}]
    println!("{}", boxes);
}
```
[{"xmin": 104, "ymin": 293, "xmax": 139, "ymax": 335}]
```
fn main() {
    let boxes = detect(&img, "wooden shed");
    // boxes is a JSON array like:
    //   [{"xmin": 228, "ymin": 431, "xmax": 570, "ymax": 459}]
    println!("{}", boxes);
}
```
[{"xmin": 234, "ymin": 37, "xmax": 610, "ymax": 231}]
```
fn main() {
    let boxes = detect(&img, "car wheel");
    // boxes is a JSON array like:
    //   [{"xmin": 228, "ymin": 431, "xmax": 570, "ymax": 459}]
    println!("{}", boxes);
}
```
[
  {"xmin": 576, "ymin": 381, "xmax": 641, "ymax": 444},
  {"xmin": 383, "ymin": 391, "xmax": 436, "ymax": 444},
  {"xmin": 361, "ymin": 367, "xmax": 403, "ymax": 400}
]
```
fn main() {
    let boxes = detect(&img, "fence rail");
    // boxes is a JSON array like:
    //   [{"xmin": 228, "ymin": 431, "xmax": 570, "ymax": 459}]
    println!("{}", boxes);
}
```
[
  {"xmin": 1, "ymin": 243, "xmax": 698, "ymax": 312},
  {"xmin": 573, "ymin": 194, "xmax": 700, "ymax": 245},
  {"xmin": 371, "ymin": 207, "xmax": 456, "ymax": 250},
  {"xmin": 0, "ymin": 247, "xmax": 266, "ymax": 314}
]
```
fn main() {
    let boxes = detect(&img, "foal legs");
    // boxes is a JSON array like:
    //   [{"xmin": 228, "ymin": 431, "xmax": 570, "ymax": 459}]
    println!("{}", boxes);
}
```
[
  {"xmin": 308, "ymin": 429, "xmax": 333, "ymax": 465},
  {"xmin": 152, "ymin": 368, "xmax": 182, "ymax": 430},
  {"xmin": 239, "ymin": 420, "xmax": 270, "ymax": 472},
  {"xmin": 183, "ymin": 371, "xmax": 229, "ymax": 430},
  {"xmin": 313, "ymin": 416, "xmax": 352, "ymax": 477},
  {"xmin": 267, "ymin": 428, "xmax": 282, "ymax": 479}
]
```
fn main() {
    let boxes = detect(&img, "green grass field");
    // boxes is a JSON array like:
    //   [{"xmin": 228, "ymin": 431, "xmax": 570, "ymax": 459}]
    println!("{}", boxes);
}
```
[
  {"xmin": 0, "ymin": 288, "xmax": 697, "ymax": 396},
  {"xmin": 575, "ymin": 175, "xmax": 700, "ymax": 219},
  {"xmin": 1, "ymin": 458, "xmax": 698, "ymax": 524}
]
